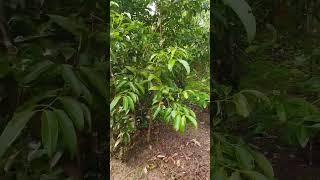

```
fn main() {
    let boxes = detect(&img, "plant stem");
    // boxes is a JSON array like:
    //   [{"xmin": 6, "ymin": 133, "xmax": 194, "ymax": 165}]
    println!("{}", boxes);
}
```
[{"xmin": 147, "ymin": 108, "xmax": 152, "ymax": 143}]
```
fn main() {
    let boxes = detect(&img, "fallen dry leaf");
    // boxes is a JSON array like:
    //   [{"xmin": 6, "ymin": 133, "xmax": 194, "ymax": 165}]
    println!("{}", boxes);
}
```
[
  {"xmin": 143, "ymin": 167, "xmax": 148, "ymax": 174},
  {"xmin": 191, "ymin": 139, "xmax": 201, "ymax": 147},
  {"xmin": 176, "ymin": 160, "xmax": 181, "ymax": 167},
  {"xmin": 172, "ymin": 153, "xmax": 178, "ymax": 157},
  {"xmin": 157, "ymin": 154, "xmax": 166, "ymax": 158}
]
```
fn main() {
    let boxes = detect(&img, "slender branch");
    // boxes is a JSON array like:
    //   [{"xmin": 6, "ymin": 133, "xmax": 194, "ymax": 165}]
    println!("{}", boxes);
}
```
[{"xmin": 13, "ymin": 33, "xmax": 54, "ymax": 44}]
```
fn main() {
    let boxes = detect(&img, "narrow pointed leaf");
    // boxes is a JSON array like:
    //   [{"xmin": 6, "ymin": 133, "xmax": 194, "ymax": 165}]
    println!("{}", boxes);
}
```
[
  {"xmin": 80, "ymin": 103, "xmax": 92, "ymax": 132},
  {"xmin": 127, "ymin": 96, "xmax": 135, "ymax": 111},
  {"xmin": 79, "ymin": 66, "xmax": 107, "ymax": 98},
  {"xmin": 41, "ymin": 110, "xmax": 59, "ymax": 157},
  {"xmin": 177, "ymin": 59, "xmax": 190, "ymax": 74},
  {"xmin": 0, "ymin": 111, "xmax": 36, "ymax": 159},
  {"xmin": 179, "ymin": 116, "xmax": 186, "ymax": 133},
  {"xmin": 233, "ymin": 93, "xmax": 250, "ymax": 117},
  {"xmin": 61, "ymin": 64, "xmax": 82, "ymax": 97},
  {"xmin": 59, "ymin": 97, "xmax": 84, "ymax": 130},
  {"xmin": 186, "ymin": 115, "xmax": 198, "ymax": 129},
  {"xmin": 21, "ymin": 60, "xmax": 55, "ymax": 84},
  {"xmin": 235, "ymin": 146, "xmax": 254, "ymax": 169},
  {"xmin": 55, "ymin": 109, "xmax": 77, "ymax": 158},
  {"xmin": 222, "ymin": 0, "xmax": 256, "ymax": 41},
  {"xmin": 110, "ymin": 96, "xmax": 121, "ymax": 111},
  {"xmin": 174, "ymin": 115, "xmax": 181, "ymax": 131},
  {"xmin": 168, "ymin": 59, "xmax": 176, "ymax": 71},
  {"xmin": 152, "ymin": 106, "xmax": 161, "ymax": 120},
  {"xmin": 252, "ymin": 151, "xmax": 274, "ymax": 179}
]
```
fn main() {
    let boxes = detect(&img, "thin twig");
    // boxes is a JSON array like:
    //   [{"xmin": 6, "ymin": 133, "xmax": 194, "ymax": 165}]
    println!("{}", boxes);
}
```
[{"xmin": 13, "ymin": 33, "xmax": 54, "ymax": 44}]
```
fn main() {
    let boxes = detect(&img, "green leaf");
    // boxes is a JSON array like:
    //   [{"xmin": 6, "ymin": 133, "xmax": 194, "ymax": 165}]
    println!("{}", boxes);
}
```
[
  {"xmin": 41, "ymin": 110, "xmax": 59, "ymax": 157},
  {"xmin": 233, "ymin": 93, "xmax": 250, "ymax": 117},
  {"xmin": 214, "ymin": 167, "xmax": 228, "ymax": 180},
  {"xmin": 182, "ymin": 91, "xmax": 189, "ymax": 99},
  {"xmin": 80, "ymin": 103, "xmax": 92, "ymax": 132},
  {"xmin": 149, "ymin": 54, "xmax": 157, "ymax": 61},
  {"xmin": 79, "ymin": 66, "xmax": 107, "ymax": 98},
  {"xmin": 127, "ymin": 96, "xmax": 135, "ymax": 111},
  {"xmin": 173, "ymin": 115, "xmax": 181, "ymax": 131},
  {"xmin": 177, "ymin": 59, "xmax": 190, "ymax": 74},
  {"xmin": 296, "ymin": 126, "xmax": 310, "ymax": 148},
  {"xmin": 128, "ymin": 92, "xmax": 138, "ymax": 103},
  {"xmin": 79, "ymin": 81, "xmax": 93, "ymax": 105},
  {"xmin": 153, "ymin": 105, "xmax": 161, "ymax": 120},
  {"xmin": 125, "ymin": 66, "xmax": 136, "ymax": 74},
  {"xmin": 116, "ymin": 81, "xmax": 128, "ymax": 91},
  {"xmin": 55, "ymin": 109, "xmax": 77, "ymax": 158},
  {"xmin": 229, "ymin": 171, "xmax": 242, "ymax": 180},
  {"xmin": 59, "ymin": 97, "xmax": 84, "ymax": 131},
  {"xmin": 179, "ymin": 116, "xmax": 186, "ymax": 133},
  {"xmin": 50, "ymin": 151, "xmax": 63, "ymax": 168},
  {"xmin": 186, "ymin": 115, "xmax": 198, "ymax": 129},
  {"xmin": 252, "ymin": 151, "xmax": 274, "ymax": 179},
  {"xmin": 242, "ymin": 170, "xmax": 268, "ymax": 180},
  {"xmin": 189, "ymin": 110, "xmax": 196, "ymax": 118},
  {"xmin": 61, "ymin": 64, "xmax": 82, "ymax": 97},
  {"xmin": 21, "ymin": 60, "xmax": 55, "ymax": 84},
  {"xmin": 110, "ymin": 96, "xmax": 121, "ymax": 111},
  {"xmin": 60, "ymin": 47, "xmax": 76, "ymax": 61},
  {"xmin": 148, "ymin": 74, "xmax": 161, "ymax": 82},
  {"xmin": 0, "ymin": 111, "xmax": 36, "ymax": 159},
  {"xmin": 171, "ymin": 110, "xmax": 178, "ymax": 119},
  {"xmin": 310, "ymin": 123, "xmax": 320, "ymax": 129},
  {"xmin": 149, "ymin": 86, "xmax": 161, "ymax": 91},
  {"xmin": 276, "ymin": 103, "xmax": 287, "ymax": 123},
  {"xmin": 135, "ymin": 82, "xmax": 145, "ymax": 94},
  {"xmin": 123, "ymin": 96, "xmax": 129, "ymax": 112},
  {"xmin": 240, "ymin": 90, "xmax": 270, "ymax": 105},
  {"xmin": 168, "ymin": 59, "xmax": 176, "ymax": 71},
  {"xmin": 235, "ymin": 146, "xmax": 254, "ymax": 169},
  {"xmin": 110, "ymin": 1, "xmax": 119, "ymax": 7},
  {"xmin": 222, "ymin": 0, "xmax": 256, "ymax": 41},
  {"xmin": 16, "ymin": 89, "xmax": 59, "ymax": 112},
  {"xmin": 129, "ymin": 82, "xmax": 140, "ymax": 94},
  {"xmin": 164, "ymin": 108, "xmax": 172, "ymax": 123},
  {"xmin": 48, "ymin": 15, "xmax": 84, "ymax": 36}
]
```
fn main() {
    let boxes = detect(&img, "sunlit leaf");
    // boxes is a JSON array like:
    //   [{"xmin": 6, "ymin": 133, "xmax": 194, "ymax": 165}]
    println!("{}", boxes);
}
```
[{"xmin": 177, "ymin": 59, "xmax": 190, "ymax": 74}]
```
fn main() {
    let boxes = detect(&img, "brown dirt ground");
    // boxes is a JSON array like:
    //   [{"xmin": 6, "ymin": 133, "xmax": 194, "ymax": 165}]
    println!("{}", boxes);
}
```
[{"xmin": 110, "ymin": 111, "xmax": 210, "ymax": 180}]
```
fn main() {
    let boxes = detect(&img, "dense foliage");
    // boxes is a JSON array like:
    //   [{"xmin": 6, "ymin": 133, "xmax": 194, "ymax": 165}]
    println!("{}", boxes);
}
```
[
  {"xmin": 110, "ymin": 0, "xmax": 209, "ymax": 157},
  {"xmin": 212, "ymin": 0, "xmax": 320, "ymax": 179},
  {"xmin": 0, "ymin": 0, "xmax": 106, "ymax": 179}
]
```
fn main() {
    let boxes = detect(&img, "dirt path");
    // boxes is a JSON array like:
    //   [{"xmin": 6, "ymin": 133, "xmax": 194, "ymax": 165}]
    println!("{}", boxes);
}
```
[{"xmin": 110, "ymin": 111, "xmax": 210, "ymax": 180}]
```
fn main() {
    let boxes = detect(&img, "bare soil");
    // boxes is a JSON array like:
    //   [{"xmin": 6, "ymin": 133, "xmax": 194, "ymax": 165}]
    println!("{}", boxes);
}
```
[{"xmin": 110, "ymin": 111, "xmax": 210, "ymax": 180}]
